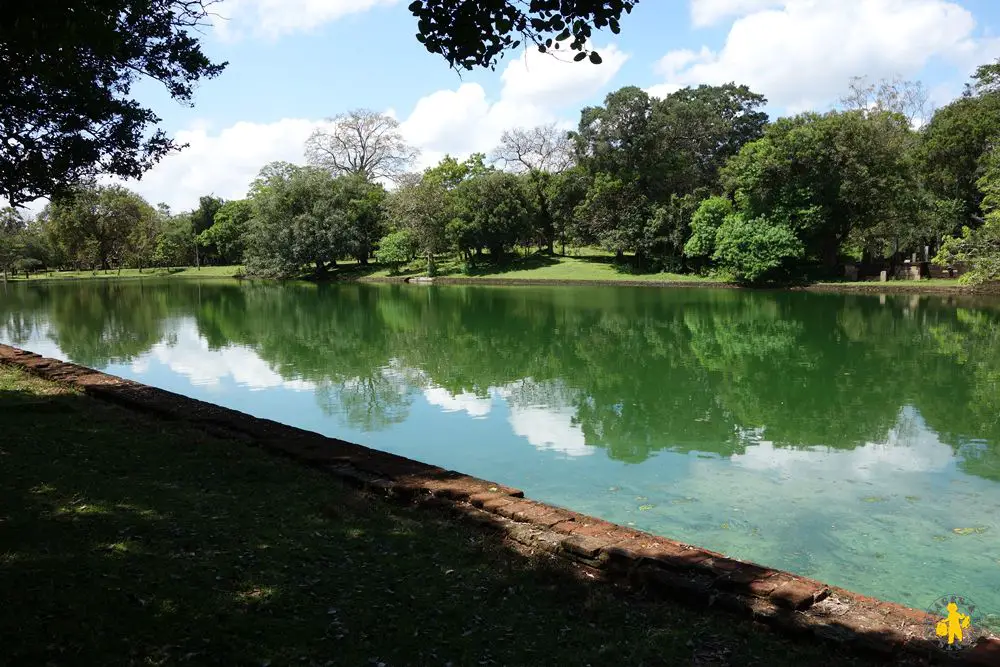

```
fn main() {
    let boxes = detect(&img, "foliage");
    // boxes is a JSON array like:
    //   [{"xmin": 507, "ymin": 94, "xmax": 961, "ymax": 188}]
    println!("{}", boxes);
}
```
[
  {"xmin": 712, "ymin": 214, "xmax": 804, "ymax": 283},
  {"xmin": 451, "ymin": 171, "xmax": 534, "ymax": 258},
  {"xmin": 190, "ymin": 195, "xmax": 225, "ymax": 265},
  {"xmin": 935, "ymin": 146, "xmax": 1000, "ymax": 284},
  {"xmin": 408, "ymin": 0, "xmax": 638, "ymax": 70},
  {"xmin": 45, "ymin": 184, "xmax": 158, "ymax": 271},
  {"xmin": 492, "ymin": 124, "xmax": 575, "ymax": 174},
  {"xmin": 685, "ymin": 196, "xmax": 733, "ymax": 260},
  {"xmin": 199, "ymin": 199, "xmax": 252, "ymax": 265},
  {"xmin": 0, "ymin": 207, "xmax": 27, "ymax": 278},
  {"xmin": 917, "ymin": 61, "xmax": 1000, "ymax": 225},
  {"xmin": 574, "ymin": 172, "xmax": 649, "ymax": 258},
  {"xmin": 374, "ymin": 230, "xmax": 419, "ymax": 274},
  {"xmin": 305, "ymin": 110, "xmax": 418, "ymax": 183},
  {"xmin": 243, "ymin": 163, "xmax": 348, "ymax": 278},
  {"xmin": 154, "ymin": 214, "xmax": 196, "ymax": 268},
  {"xmin": 0, "ymin": 1, "xmax": 225, "ymax": 206}
]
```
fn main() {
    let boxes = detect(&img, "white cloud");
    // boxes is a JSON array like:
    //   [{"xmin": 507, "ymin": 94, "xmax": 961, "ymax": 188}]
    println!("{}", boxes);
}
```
[
  {"xmin": 399, "ymin": 42, "xmax": 628, "ymax": 170},
  {"xmin": 507, "ymin": 404, "xmax": 592, "ymax": 457},
  {"xmin": 123, "ymin": 118, "xmax": 322, "ymax": 211},
  {"xmin": 690, "ymin": 0, "xmax": 782, "ymax": 27},
  {"xmin": 423, "ymin": 386, "xmax": 493, "ymax": 418},
  {"xmin": 139, "ymin": 320, "xmax": 315, "ymax": 392},
  {"xmin": 731, "ymin": 407, "xmax": 955, "ymax": 477},
  {"xmin": 653, "ymin": 0, "xmax": 987, "ymax": 113},
  {"xmin": 212, "ymin": 0, "xmax": 399, "ymax": 40},
  {"xmin": 123, "ymin": 42, "xmax": 626, "ymax": 209}
]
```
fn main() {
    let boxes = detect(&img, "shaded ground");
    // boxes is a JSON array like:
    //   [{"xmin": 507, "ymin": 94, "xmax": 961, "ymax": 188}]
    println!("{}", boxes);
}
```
[{"xmin": 0, "ymin": 365, "xmax": 900, "ymax": 667}]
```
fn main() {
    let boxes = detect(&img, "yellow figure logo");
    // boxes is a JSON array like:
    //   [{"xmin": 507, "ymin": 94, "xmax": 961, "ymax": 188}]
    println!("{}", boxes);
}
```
[{"xmin": 935, "ymin": 602, "xmax": 972, "ymax": 645}]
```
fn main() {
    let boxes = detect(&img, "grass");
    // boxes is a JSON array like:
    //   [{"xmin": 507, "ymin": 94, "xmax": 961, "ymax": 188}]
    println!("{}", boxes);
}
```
[
  {"xmin": 6, "ymin": 265, "xmax": 244, "ymax": 282},
  {"xmin": 0, "ymin": 364, "xmax": 890, "ymax": 666},
  {"xmin": 342, "ymin": 251, "xmax": 718, "ymax": 284}
]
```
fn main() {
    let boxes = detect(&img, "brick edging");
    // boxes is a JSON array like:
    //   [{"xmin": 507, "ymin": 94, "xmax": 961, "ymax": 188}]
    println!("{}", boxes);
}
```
[{"xmin": 1, "ymin": 344, "xmax": 996, "ymax": 665}]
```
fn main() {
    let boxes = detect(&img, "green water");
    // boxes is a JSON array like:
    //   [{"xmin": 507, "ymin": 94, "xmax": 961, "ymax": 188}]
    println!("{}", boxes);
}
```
[{"xmin": 2, "ymin": 279, "xmax": 999, "ymax": 622}]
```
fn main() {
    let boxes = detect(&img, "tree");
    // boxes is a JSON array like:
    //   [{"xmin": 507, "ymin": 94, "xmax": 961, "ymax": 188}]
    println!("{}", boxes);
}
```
[
  {"xmin": 388, "ymin": 174, "xmax": 450, "ymax": 276},
  {"xmin": 243, "ymin": 162, "xmax": 353, "ymax": 278},
  {"xmin": 0, "ymin": 1, "xmax": 225, "ymax": 207},
  {"xmin": 918, "ymin": 60, "xmax": 1000, "ymax": 225},
  {"xmin": 652, "ymin": 84, "xmax": 769, "ymax": 195},
  {"xmin": 154, "ymin": 213, "xmax": 196, "ymax": 267},
  {"xmin": 374, "ymin": 230, "xmax": 418, "ymax": 274},
  {"xmin": 935, "ymin": 145, "xmax": 1000, "ymax": 284},
  {"xmin": 574, "ymin": 172, "xmax": 649, "ymax": 260},
  {"xmin": 720, "ymin": 110, "xmax": 926, "ymax": 271},
  {"xmin": 46, "ymin": 184, "xmax": 153, "ymax": 270},
  {"xmin": 190, "ymin": 195, "xmax": 225, "ymax": 267},
  {"xmin": 452, "ymin": 171, "xmax": 534, "ymax": 258},
  {"xmin": 544, "ymin": 166, "xmax": 590, "ymax": 254},
  {"xmin": 408, "ymin": 0, "xmax": 638, "ymax": 70},
  {"xmin": 305, "ymin": 110, "xmax": 419, "ymax": 183},
  {"xmin": 325, "ymin": 176, "xmax": 386, "ymax": 265},
  {"xmin": 492, "ymin": 124, "xmax": 575, "ymax": 174},
  {"xmin": 0, "ymin": 207, "xmax": 26, "ymax": 280},
  {"xmin": 841, "ymin": 75, "xmax": 931, "ymax": 126},
  {"xmin": 712, "ymin": 214, "xmax": 803, "ymax": 284},
  {"xmin": 200, "ymin": 199, "xmax": 252, "ymax": 265},
  {"xmin": 684, "ymin": 195, "xmax": 733, "ymax": 261}
]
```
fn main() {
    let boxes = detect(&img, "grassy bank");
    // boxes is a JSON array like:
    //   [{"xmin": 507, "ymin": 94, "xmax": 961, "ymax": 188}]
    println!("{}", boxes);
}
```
[
  {"xmin": 0, "ymin": 363, "xmax": 889, "ymax": 666},
  {"xmin": 6, "ymin": 265, "xmax": 243, "ymax": 282}
]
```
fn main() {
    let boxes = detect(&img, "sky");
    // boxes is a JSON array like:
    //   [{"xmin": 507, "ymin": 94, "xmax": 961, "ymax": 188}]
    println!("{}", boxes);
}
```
[{"xmin": 99, "ymin": 0, "xmax": 1000, "ymax": 212}]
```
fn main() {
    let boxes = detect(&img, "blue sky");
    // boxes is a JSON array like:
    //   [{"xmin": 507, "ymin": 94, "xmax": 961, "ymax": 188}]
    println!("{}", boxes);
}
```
[{"xmin": 119, "ymin": 0, "xmax": 1000, "ymax": 212}]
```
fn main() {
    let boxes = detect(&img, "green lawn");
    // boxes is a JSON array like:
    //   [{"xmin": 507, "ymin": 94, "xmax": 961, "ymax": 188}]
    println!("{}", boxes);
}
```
[
  {"xmin": 7, "ymin": 265, "xmax": 244, "ymax": 282},
  {"xmin": 346, "ymin": 252, "xmax": 719, "ymax": 284},
  {"xmin": 0, "ymin": 364, "xmax": 884, "ymax": 666}
]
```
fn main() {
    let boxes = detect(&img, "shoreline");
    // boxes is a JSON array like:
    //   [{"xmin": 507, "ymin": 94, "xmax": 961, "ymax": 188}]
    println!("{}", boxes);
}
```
[
  {"xmin": 1, "ymin": 343, "xmax": 996, "ymax": 664},
  {"xmin": 354, "ymin": 273, "xmax": 998, "ymax": 296},
  {"xmin": 8, "ymin": 266, "xmax": 998, "ymax": 297}
]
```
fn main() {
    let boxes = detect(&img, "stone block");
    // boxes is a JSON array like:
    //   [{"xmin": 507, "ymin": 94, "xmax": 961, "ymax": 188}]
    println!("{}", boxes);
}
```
[{"xmin": 770, "ymin": 577, "xmax": 830, "ymax": 611}]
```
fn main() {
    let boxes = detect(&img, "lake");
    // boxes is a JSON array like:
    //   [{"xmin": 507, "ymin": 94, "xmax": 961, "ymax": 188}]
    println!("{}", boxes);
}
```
[{"xmin": 2, "ymin": 279, "xmax": 998, "ymax": 623}]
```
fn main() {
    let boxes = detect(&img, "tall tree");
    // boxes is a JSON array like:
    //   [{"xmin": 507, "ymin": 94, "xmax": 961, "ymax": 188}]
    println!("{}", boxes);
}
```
[
  {"xmin": 190, "ymin": 195, "xmax": 225, "ymax": 267},
  {"xmin": 841, "ymin": 75, "xmax": 931, "ymax": 126},
  {"xmin": 243, "ymin": 162, "xmax": 350, "ymax": 278},
  {"xmin": 492, "ymin": 124, "xmax": 576, "ymax": 253},
  {"xmin": 46, "ymin": 185, "xmax": 153, "ymax": 270},
  {"xmin": 0, "ymin": 207, "xmax": 26, "ymax": 280},
  {"xmin": 492, "ymin": 124, "xmax": 575, "ymax": 174},
  {"xmin": 407, "ymin": 0, "xmax": 639, "ymax": 70},
  {"xmin": 918, "ymin": 60, "xmax": 1000, "ymax": 225},
  {"xmin": 305, "ymin": 110, "xmax": 419, "ymax": 183},
  {"xmin": 199, "ymin": 199, "xmax": 252, "ymax": 265},
  {"xmin": 0, "ymin": 1, "xmax": 225, "ymax": 206}
]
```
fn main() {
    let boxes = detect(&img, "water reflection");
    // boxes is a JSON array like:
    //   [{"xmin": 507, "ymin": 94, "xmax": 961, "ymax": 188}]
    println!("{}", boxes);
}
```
[
  {"xmin": 2, "ymin": 280, "xmax": 1000, "ymax": 477},
  {"xmin": 2, "ymin": 279, "xmax": 1000, "ymax": 618}
]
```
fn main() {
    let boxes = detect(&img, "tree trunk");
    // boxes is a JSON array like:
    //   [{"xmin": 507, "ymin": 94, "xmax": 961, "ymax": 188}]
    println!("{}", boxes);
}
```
[{"xmin": 427, "ymin": 252, "xmax": 436, "ymax": 277}]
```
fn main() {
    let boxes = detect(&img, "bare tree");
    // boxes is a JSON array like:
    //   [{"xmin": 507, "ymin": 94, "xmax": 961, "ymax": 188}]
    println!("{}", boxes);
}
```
[
  {"xmin": 841, "ymin": 75, "xmax": 932, "ymax": 126},
  {"xmin": 491, "ymin": 123, "xmax": 575, "ymax": 174},
  {"xmin": 305, "ymin": 109, "xmax": 419, "ymax": 182}
]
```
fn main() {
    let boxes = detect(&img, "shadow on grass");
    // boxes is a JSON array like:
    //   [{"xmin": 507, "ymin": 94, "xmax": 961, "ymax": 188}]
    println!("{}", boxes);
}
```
[{"xmin": 0, "ymin": 373, "xmax": 915, "ymax": 666}]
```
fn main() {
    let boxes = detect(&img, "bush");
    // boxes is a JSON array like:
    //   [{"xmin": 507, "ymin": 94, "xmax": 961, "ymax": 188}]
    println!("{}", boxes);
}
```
[
  {"xmin": 375, "ymin": 230, "xmax": 418, "ymax": 275},
  {"xmin": 712, "ymin": 214, "xmax": 803, "ymax": 284},
  {"xmin": 684, "ymin": 196, "xmax": 733, "ymax": 260}
]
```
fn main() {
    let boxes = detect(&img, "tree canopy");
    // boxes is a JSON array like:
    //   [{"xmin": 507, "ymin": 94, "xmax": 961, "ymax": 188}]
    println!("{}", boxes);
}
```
[
  {"xmin": 0, "ymin": 1, "xmax": 226, "ymax": 206},
  {"xmin": 407, "ymin": 0, "xmax": 639, "ymax": 70}
]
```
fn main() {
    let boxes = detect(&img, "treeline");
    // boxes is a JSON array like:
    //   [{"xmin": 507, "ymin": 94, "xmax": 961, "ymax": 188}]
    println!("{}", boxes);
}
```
[{"xmin": 2, "ymin": 60, "xmax": 998, "ymax": 284}]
